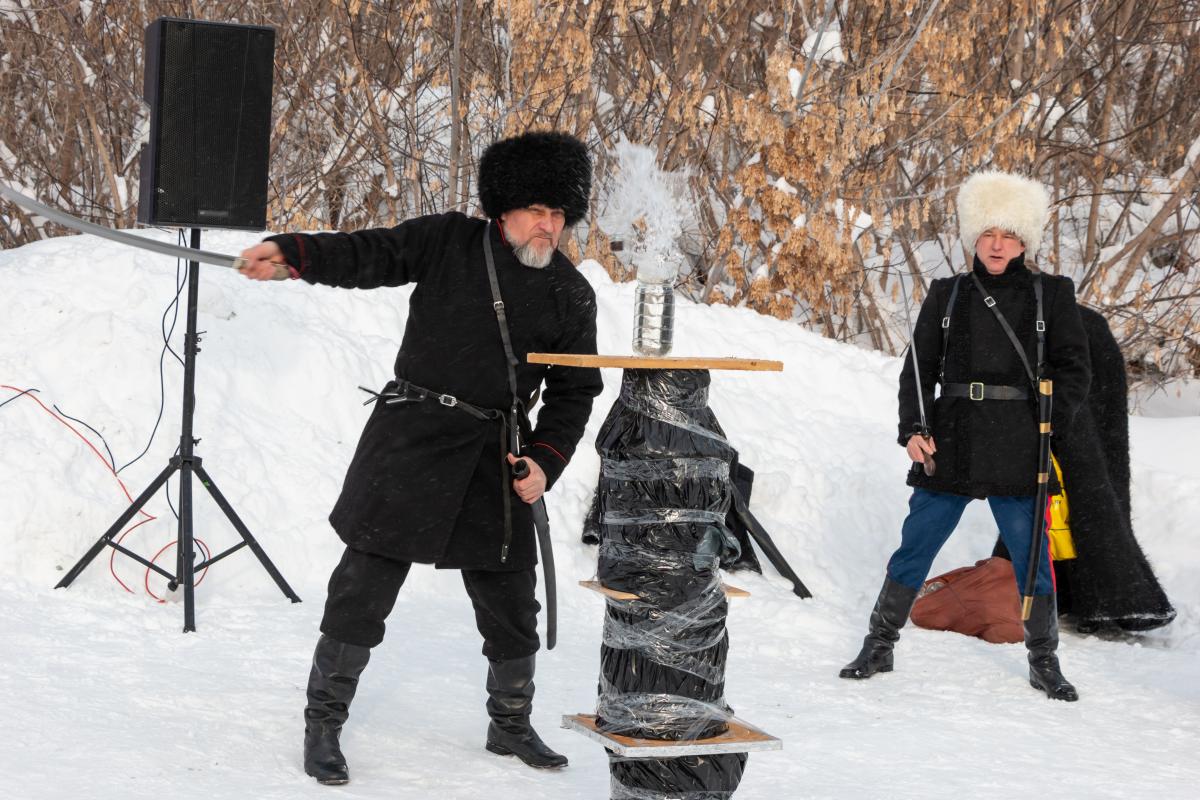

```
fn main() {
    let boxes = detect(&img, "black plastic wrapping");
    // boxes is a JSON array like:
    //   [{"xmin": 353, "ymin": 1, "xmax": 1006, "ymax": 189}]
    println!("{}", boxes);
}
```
[
  {"xmin": 594, "ymin": 369, "xmax": 748, "ymax": 798},
  {"xmin": 584, "ymin": 461, "xmax": 765, "ymax": 575},
  {"xmin": 609, "ymin": 753, "xmax": 748, "ymax": 800}
]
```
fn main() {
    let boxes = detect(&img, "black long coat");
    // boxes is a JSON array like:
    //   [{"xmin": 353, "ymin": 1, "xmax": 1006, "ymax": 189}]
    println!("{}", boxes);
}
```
[
  {"xmin": 1046, "ymin": 309, "xmax": 1175, "ymax": 628},
  {"xmin": 268, "ymin": 212, "xmax": 603, "ymax": 570},
  {"xmin": 991, "ymin": 308, "xmax": 1175, "ymax": 628},
  {"xmin": 898, "ymin": 255, "xmax": 1091, "ymax": 498}
]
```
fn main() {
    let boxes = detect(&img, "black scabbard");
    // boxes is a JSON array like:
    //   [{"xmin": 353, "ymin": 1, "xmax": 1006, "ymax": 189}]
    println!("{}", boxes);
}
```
[
  {"xmin": 531, "ymin": 498, "xmax": 557, "ymax": 650},
  {"xmin": 1021, "ymin": 379, "xmax": 1054, "ymax": 618}
]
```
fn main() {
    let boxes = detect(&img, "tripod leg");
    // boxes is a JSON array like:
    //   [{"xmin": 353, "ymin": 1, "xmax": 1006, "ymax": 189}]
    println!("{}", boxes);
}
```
[
  {"xmin": 179, "ymin": 458, "xmax": 197, "ymax": 632},
  {"xmin": 56, "ymin": 462, "xmax": 178, "ymax": 589},
  {"xmin": 194, "ymin": 464, "xmax": 301, "ymax": 603}
]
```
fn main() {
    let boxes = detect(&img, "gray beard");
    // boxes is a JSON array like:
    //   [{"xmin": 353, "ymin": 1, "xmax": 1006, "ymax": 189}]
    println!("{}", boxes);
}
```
[{"xmin": 509, "ymin": 236, "xmax": 554, "ymax": 268}]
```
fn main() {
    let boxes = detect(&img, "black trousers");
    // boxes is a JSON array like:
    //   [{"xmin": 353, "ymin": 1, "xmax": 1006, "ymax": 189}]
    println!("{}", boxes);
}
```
[{"xmin": 320, "ymin": 547, "xmax": 541, "ymax": 661}]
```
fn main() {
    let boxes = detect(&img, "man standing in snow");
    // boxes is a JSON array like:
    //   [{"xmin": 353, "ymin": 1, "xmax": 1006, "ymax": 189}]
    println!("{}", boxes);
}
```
[
  {"xmin": 238, "ymin": 132, "xmax": 602, "ymax": 784},
  {"xmin": 838, "ymin": 170, "xmax": 1091, "ymax": 701}
]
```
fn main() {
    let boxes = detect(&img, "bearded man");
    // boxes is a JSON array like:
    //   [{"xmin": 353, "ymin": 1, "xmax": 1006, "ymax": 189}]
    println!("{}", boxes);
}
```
[{"xmin": 239, "ymin": 131, "xmax": 602, "ymax": 784}]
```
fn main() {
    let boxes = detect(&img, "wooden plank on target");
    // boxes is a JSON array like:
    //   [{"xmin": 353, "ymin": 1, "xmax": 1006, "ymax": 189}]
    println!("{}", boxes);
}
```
[
  {"xmin": 527, "ymin": 353, "xmax": 783, "ymax": 371},
  {"xmin": 561, "ymin": 713, "xmax": 781, "ymax": 758}
]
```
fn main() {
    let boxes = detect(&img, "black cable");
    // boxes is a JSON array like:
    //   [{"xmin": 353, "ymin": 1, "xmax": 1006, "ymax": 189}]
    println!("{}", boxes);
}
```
[
  {"xmin": 163, "ymin": 232, "xmax": 187, "ymax": 368},
  {"xmin": 117, "ymin": 232, "xmax": 187, "ymax": 474},
  {"xmin": 0, "ymin": 387, "xmax": 40, "ymax": 411},
  {"xmin": 52, "ymin": 404, "xmax": 116, "ymax": 472},
  {"xmin": 5, "ymin": 387, "xmax": 120, "ymax": 475},
  {"xmin": 163, "ymin": 444, "xmax": 181, "ymax": 521}
]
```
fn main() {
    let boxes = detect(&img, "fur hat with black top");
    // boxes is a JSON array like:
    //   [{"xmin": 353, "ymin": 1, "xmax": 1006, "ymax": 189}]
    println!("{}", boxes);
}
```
[
  {"xmin": 956, "ymin": 170, "xmax": 1051, "ymax": 255},
  {"xmin": 478, "ymin": 131, "xmax": 591, "ymax": 226}
]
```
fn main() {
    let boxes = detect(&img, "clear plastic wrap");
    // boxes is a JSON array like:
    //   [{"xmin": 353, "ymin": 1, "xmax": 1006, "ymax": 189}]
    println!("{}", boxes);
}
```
[
  {"xmin": 603, "ymin": 457, "xmax": 730, "ymax": 482},
  {"xmin": 600, "ymin": 579, "xmax": 729, "ymax": 682},
  {"xmin": 597, "ymin": 676, "xmax": 732, "ymax": 739},
  {"xmin": 593, "ymin": 369, "xmax": 750, "ymax": 798}
]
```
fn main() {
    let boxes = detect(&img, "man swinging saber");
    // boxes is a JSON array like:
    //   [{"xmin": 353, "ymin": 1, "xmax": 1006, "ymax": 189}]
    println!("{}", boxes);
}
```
[
  {"xmin": 5, "ymin": 132, "xmax": 602, "ymax": 784},
  {"xmin": 236, "ymin": 131, "xmax": 602, "ymax": 785}
]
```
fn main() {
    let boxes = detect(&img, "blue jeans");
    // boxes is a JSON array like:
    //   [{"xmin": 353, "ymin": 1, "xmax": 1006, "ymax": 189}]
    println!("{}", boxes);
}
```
[{"xmin": 887, "ymin": 488, "xmax": 1055, "ymax": 595}]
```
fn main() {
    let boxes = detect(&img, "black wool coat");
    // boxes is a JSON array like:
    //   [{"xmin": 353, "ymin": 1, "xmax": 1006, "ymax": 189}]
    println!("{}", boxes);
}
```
[
  {"xmin": 268, "ymin": 212, "xmax": 603, "ymax": 570},
  {"xmin": 1048, "ymin": 308, "xmax": 1175, "ymax": 628},
  {"xmin": 991, "ymin": 307, "xmax": 1175, "ymax": 629},
  {"xmin": 898, "ymin": 255, "xmax": 1091, "ymax": 498}
]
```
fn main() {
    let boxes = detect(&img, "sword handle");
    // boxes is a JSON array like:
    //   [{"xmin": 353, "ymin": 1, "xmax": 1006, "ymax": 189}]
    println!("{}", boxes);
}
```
[{"xmin": 232, "ymin": 257, "xmax": 292, "ymax": 281}]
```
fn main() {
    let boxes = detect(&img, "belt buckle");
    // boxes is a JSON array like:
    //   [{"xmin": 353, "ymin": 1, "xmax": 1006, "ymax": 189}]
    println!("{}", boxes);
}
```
[
  {"xmin": 439, "ymin": 393, "xmax": 458, "ymax": 408},
  {"xmin": 969, "ymin": 382, "xmax": 984, "ymax": 401}
]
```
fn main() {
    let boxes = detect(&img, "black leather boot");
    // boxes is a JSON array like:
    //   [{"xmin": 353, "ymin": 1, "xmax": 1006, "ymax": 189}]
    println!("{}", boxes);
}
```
[
  {"xmin": 303, "ymin": 634, "xmax": 372, "ymax": 784},
  {"xmin": 839, "ymin": 577, "xmax": 919, "ymax": 680},
  {"xmin": 484, "ymin": 655, "xmax": 568, "ymax": 769},
  {"xmin": 1024, "ymin": 595, "xmax": 1079, "ymax": 702}
]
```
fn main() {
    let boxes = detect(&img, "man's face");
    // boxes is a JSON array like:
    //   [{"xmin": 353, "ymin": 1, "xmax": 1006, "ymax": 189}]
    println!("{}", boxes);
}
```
[
  {"xmin": 975, "ymin": 227, "xmax": 1025, "ymax": 275},
  {"xmin": 500, "ymin": 205, "xmax": 566, "ymax": 268}
]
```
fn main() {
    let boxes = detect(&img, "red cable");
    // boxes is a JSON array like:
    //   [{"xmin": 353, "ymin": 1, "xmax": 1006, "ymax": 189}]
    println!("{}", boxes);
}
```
[
  {"xmin": 2, "ymin": 385, "xmax": 211, "ymax": 600},
  {"xmin": 144, "ymin": 536, "xmax": 212, "ymax": 602}
]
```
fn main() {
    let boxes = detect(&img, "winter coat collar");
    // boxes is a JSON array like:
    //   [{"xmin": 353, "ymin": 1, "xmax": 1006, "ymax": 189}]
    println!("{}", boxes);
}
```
[{"xmin": 972, "ymin": 253, "xmax": 1030, "ymax": 285}]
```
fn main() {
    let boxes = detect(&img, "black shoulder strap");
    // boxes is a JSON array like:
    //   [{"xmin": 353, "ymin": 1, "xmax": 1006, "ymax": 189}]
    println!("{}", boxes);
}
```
[
  {"xmin": 938, "ymin": 273, "xmax": 964, "ymax": 382},
  {"xmin": 1033, "ymin": 273, "xmax": 1045, "ymax": 376},
  {"xmin": 969, "ymin": 272, "xmax": 1039, "ymax": 387},
  {"xmin": 482, "ymin": 224, "xmax": 523, "ymax": 452}
]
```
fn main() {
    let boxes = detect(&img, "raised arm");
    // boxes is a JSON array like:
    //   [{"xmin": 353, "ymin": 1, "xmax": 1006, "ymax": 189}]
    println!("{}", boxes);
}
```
[{"xmin": 239, "ymin": 212, "xmax": 463, "ymax": 289}]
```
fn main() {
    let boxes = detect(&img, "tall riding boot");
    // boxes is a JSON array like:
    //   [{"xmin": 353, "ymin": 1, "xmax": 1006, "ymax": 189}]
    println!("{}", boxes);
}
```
[
  {"xmin": 484, "ymin": 655, "xmax": 568, "ymax": 769},
  {"xmin": 1024, "ymin": 595, "xmax": 1079, "ymax": 702},
  {"xmin": 839, "ymin": 577, "xmax": 919, "ymax": 680},
  {"xmin": 303, "ymin": 634, "xmax": 372, "ymax": 785}
]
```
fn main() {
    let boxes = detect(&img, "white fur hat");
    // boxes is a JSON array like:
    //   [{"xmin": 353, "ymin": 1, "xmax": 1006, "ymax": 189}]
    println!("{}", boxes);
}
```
[{"xmin": 956, "ymin": 170, "xmax": 1050, "ymax": 255}]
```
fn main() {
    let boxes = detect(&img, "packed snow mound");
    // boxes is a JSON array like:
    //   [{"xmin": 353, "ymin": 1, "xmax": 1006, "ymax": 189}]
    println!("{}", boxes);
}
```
[{"xmin": 2, "ymin": 230, "xmax": 1198, "ymax": 799}]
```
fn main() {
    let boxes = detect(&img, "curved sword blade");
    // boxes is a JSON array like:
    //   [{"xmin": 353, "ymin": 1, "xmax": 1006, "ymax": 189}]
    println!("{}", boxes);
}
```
[{"xmin": 1, "ymin": 183, "xmax": 241, "ymax": 269}]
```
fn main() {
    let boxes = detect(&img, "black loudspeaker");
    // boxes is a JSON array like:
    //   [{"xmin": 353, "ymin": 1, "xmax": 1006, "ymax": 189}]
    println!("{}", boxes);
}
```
[{"xmin": 138, "ymin": 17, "xmax": 275, "ymax": 230}]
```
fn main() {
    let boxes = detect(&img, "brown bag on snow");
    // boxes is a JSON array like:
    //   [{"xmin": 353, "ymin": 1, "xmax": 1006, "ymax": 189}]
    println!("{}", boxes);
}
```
[{"xmin": 910, "ymin": 557, "xmax": 1023, "ymax": 644}]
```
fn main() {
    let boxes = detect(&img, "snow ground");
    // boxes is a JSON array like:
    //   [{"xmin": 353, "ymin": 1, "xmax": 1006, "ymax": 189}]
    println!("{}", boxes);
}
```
[{"xmin": 1, "ymin": 230, "xmax": 1197, "ymax": 799}]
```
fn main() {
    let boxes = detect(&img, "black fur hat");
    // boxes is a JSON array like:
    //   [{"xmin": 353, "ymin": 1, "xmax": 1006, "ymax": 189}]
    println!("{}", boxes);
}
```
[{"xmin": 478, "ymin": 131, "xmax": 591, "ymax": 225}]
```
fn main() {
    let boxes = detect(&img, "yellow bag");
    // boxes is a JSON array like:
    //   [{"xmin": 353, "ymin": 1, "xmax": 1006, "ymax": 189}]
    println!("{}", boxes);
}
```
[{"xmin": 1047, "ymin": 454, "xmax": 1076, "ymax": 560}]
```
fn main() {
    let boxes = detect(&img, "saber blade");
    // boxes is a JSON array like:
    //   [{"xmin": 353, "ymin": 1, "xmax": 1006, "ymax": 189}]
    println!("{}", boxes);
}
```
[
  {"xmin": 0, "ymin": 183, "xmax": 288, "ymax": 278},
  {"xmin": 900, "ymin": 269, "xmax": 935, "ymax": 476}
]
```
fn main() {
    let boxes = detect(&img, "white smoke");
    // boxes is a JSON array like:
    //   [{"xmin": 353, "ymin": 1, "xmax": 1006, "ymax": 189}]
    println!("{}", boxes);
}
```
[{"xmin": 599, "ymin": 139, "xmax": 692, "ymax": 283}]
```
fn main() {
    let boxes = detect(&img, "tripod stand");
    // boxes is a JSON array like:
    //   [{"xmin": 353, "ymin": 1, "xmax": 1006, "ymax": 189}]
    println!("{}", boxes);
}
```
[{"xmin": 56, "ymin": 228, "xmax": 300, "ymax": 631}]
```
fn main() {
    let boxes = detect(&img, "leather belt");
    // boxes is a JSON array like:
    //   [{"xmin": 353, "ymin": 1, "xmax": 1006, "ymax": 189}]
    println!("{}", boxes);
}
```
[
  {"xmin": 941, "ymin": 382, "xmax": 1029, "ymax": 401},
  {"xmin": 373, "ymin": 379, "xmax": 505, "ymax": 423}
]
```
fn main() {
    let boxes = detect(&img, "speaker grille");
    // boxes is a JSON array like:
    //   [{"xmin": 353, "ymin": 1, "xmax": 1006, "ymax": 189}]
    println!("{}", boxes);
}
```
[{"xmin": 139, "ymin": 18, "xmax": 275, "ymax": 230}]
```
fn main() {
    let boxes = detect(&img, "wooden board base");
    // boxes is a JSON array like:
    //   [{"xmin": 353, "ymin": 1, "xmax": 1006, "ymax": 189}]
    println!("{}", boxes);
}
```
[
  {"xmin": 562, "ymin": 713, "xmax": 781, "ymax": 758},
  {"xmin": 527, "ymin": 353, "xmax": 783, "ymax": 371},
  {"xmin": 579, "ymin": 579, "xmax": 749, "ymax": 600}
]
